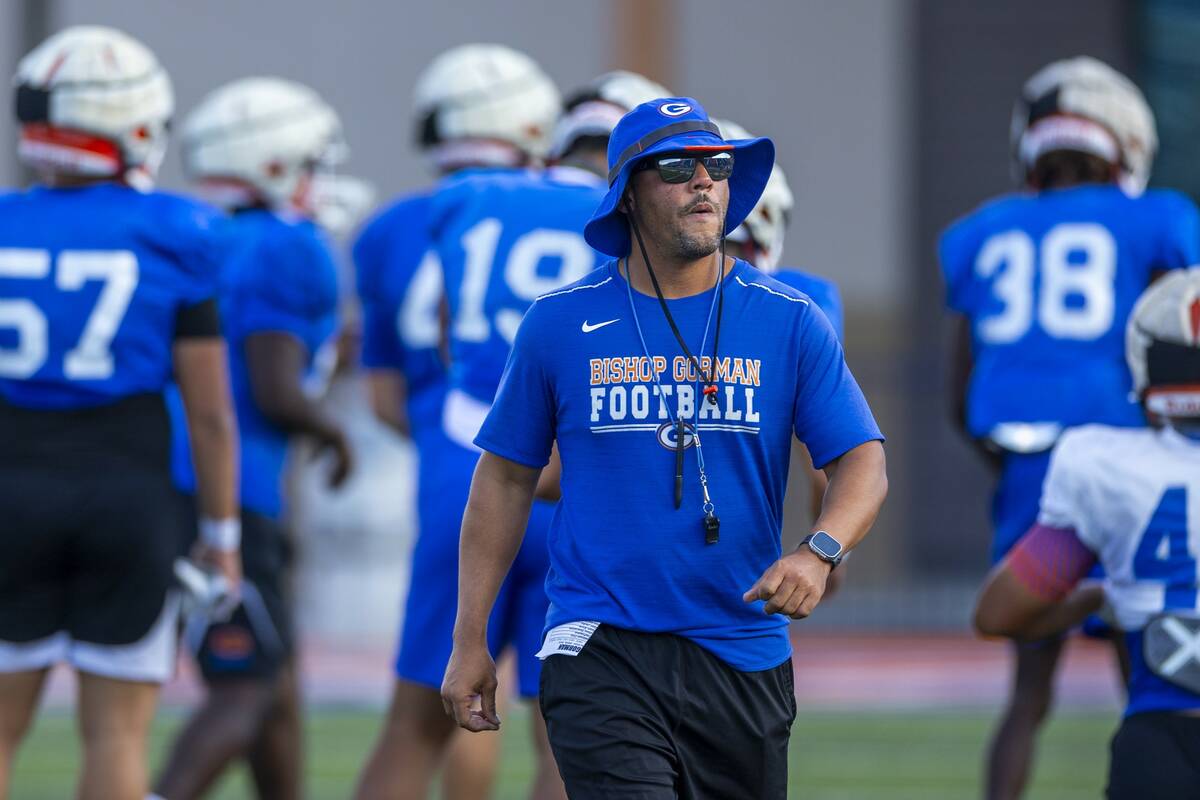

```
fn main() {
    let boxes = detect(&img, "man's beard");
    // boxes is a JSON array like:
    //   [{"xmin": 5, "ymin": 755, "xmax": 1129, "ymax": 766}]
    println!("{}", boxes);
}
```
[
  {"xmin": 670, "ymin": 196, "xmax": 723, "ymax": 260},
  {"xmin": 674, "ymin": 228, "xmax": 721, "ymax": 260}
]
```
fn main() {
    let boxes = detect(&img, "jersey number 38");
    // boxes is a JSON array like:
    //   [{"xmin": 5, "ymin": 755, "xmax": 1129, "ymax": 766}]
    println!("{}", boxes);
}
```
[{"xmin": 975, "ymin": 223, "xmax": 1116, "ymax": 344}]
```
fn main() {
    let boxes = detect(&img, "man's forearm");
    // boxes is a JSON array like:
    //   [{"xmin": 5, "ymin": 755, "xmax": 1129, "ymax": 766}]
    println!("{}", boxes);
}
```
[
  {"xmin": 813, "ymin": 440, "xmax": 887, "ymax": 551},
  {"xmin": 453, "ymin": 453, "xmax": 540, "ymax": 644}
]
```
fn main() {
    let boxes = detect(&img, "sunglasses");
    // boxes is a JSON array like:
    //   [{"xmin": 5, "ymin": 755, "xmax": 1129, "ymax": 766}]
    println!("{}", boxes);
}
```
[{"xmin": 636, "ymin": 150, "xmax": 735, "ymax": 183}]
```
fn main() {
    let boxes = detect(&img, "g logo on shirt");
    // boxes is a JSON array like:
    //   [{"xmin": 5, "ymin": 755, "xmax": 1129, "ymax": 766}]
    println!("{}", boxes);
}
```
[
  {"xmin": 658, "ymin": 102, "xmax": 692, "ymax": 118},
  {"xmin": 657, "ymin": 421, "xmax": 697, "ymax": 450}
]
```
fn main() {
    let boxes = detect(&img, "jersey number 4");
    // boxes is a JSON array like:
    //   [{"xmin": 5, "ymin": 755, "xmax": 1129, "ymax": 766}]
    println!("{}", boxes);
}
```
[
  {"xmin": 0, "ymin": 249, "xmax": 138, "ymax": 380},
  {"xmin": 1134, "ymin": 486, "xmax": 1198, "ymax": 610},
  {"xmin": 975, "ymin": 223, "xmax": 1116, "ymax": 344}
]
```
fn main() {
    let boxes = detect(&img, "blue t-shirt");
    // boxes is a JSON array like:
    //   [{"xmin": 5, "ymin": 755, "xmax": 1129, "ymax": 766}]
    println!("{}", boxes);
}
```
[
  {"xmin": 355, "ymin": 190, "xmax": 448, "ymax": 445},
  {"xmin": 0, "ymin": 184, "xmax": 220, "ymax": 409},
  {"xmin": 171, "ymin": 210, "xmax": 340, "ymax": 518},
  {"xmin": 474, "ymin": 259, "xmax": 884, "ymax": 671},
  {"xmin": 772, "ymin": 268, "xmax": 844, "ymax": 341},
  {"xmin": 432, "ymin": 166, "xmax": 606, "ymax": 406},
  {"xmin": 939, "ymin": 185, "xmax": 1199, "ymax": 438}
]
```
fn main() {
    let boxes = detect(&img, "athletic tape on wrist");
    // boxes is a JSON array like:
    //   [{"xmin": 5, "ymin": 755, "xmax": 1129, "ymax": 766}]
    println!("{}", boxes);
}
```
[{"xmin": 200, "ymin": 516, "xmax": 241, "ymax": 552}]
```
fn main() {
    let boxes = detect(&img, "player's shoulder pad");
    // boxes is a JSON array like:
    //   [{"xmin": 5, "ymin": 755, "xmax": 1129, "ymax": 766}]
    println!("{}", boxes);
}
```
[
  {"xmin": 239, "ymin": 215, "xmax": 338, "ymax": 307},
  {"xmin": 353, "ymin": 189, "xmax": 433, "ymax": 290},
  {"xmin": 1053, "ymin": 424, "xmax": 1151, "ymax": 474},
  {"xmin": 1137, "ymin": 186, "xmax": 1200, "ymax": 218},
  {"xmin": 136, "ymin": 189, "xmax": 227, "ymax": 282},
  {"xmin": 939, "ymin": 191, "xmax": 1028, "ymax": 246}
]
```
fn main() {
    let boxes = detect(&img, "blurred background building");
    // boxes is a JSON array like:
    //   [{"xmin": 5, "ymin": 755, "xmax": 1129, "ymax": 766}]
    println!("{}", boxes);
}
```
[{"xmin": 1, "ymin": 0, "xmax": 1196, "ymax": 636}]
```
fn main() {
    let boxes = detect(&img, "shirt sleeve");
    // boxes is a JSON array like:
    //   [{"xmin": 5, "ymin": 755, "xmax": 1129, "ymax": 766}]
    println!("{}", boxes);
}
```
[
  {"xmin": 792, "ymin": 304, "xmax": 884, "ymax": 468},
  {"xmin": 1155, "ymin": 191, "xmax": 1200, "ymax": 271},
  {"xmin": 473, "ymin": 304, "xmax": 557, "ymax": 468},
  {"xmin": 1036, "ymin": 432, "xmax": 1098, "ymax": 549},
  {"xmin": 938, "ymin": 217, "xmax": 977, "ymax": 315},
  {"xmin": 235, "ymin": 226, "xmax": 339, "ymax": 344},
  {"xmin": 353, "ymin": 219, "xmax": 404, "ymax": 370}
]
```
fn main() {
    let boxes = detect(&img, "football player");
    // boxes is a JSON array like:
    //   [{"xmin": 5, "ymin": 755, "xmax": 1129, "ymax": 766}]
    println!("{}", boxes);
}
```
[
  {"xmin": 939, "ymin": 57, "xmax": 1200, "ymax": 800},
  {"xmin": 0, "ymin": 27, "xmax": 239, "ymax": 800},
  {"xmin": 152, "ymin": 77, "xmax": 352, "ymax": 800},
  {"xmin": 975, "ymin": 267, "xmax": 1200, "ymax": 799},
  {"xmin": 716, "ymin": 118, "xmax": 845, "ymax": 546},
  {"xmin": 353, "ymin": 45, "xmax": 572, "ymax": 800}
]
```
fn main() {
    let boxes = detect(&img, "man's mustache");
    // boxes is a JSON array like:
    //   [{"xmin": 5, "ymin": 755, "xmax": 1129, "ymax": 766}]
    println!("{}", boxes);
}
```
[{"xmin": 680, "ymin": 195, "xmax": 721, "ymax": 216}]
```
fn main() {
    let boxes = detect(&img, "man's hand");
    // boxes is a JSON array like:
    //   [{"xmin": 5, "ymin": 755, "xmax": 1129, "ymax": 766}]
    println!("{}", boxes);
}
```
[
  {"xmin": 441, "ymin": 640, "xmax": 501, "ymax": 732},
  {"xmin": 743, "ymin": 546, "xmax": 833, "ymax": 618}
]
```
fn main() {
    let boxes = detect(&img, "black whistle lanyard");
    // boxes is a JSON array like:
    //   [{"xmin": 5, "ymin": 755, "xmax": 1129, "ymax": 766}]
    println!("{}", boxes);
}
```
[{"xmin": 625, "ymin": 216, "xmax": 725, "ymax": 544}]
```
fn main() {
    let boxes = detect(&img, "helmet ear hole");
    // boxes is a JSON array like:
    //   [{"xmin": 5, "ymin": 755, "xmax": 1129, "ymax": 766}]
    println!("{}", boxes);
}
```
[
  {"xmin": 418, "ymin": 108, "xmax": 440, "ymax": 148},
  {"xmin": 265, "ymin": 160, "xmax": 285, "ymax": 179}
]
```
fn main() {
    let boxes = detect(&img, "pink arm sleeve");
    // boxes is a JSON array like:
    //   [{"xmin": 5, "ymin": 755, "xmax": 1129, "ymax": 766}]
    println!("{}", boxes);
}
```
[{"xmin": 1007, "ymin": 523, "xmax": 1098, "ymax": 603}]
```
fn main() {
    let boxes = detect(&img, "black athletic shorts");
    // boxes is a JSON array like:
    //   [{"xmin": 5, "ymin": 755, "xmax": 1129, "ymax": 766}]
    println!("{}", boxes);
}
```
[
  {"xmin": 539, "ymin": 625, "xmax": 796, "ymax": 799},
  {"xmin": 0, "ymin": 394, "xmax": 181, "ymax": 646},
  {"xmin": 185, "ymin": 505, "xmax": 295, "ymax": 682},
  {"xmin": 1107, "ymin": 711, "xmax": 1200, "ymax": 799}
]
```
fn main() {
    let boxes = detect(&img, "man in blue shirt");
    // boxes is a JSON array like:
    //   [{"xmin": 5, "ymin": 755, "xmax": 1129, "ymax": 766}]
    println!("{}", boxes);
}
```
[
  {"xmin": 153, "ymin": 77, "xmax": 350, "ymax": 800},
  {"xmin": 0, "ymin": 27, "xmax": 240, "ymax": 800},
  {"xmin": 940, "ymin": 57, "xmax": 1200, "ymax": 800},
  {"xmin": 442, "ymin": 98, "xmax": 888, "ymax": 798}
]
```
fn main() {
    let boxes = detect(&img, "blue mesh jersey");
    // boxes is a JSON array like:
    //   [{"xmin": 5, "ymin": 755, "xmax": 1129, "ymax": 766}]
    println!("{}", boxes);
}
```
[
  {"xmin": 170, "ymin": 210, "xmax": 340, "ymax": 518},
  {"xmin": 772, "ymin": 269, "xmax": 844, "ymax": 341},
  {"xmin": 940, "ymin": 185, "xmax": 1200, "ymax": 438},
  {"xmin": 431, "ymin": 166, "xmax": 607, "ymax": 405},
  {"xmin": 354, "ymin": 190, "xmax": 447, "ymax": 446},
  {"xmin": 0, "ymin": 184, "xmax": 221, "ymax": 409},
  {"xmin": 475, "ymin": 260, "xmax": 883, "ymax": 671}
]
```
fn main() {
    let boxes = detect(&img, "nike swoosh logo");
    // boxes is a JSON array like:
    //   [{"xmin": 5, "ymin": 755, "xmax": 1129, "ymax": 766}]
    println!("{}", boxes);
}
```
[{"xmin": 581, "ymin": 319, "xmax": 620, "ymax": 333}]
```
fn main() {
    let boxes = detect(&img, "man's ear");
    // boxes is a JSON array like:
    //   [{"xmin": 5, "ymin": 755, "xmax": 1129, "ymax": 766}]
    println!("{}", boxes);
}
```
[{"xmin": 621, "ymin": 187, "xmax": 635, "ymax": 214}]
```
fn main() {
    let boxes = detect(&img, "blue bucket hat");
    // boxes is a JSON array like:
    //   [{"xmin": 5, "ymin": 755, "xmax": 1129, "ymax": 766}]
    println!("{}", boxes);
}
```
[{"xmin": 584, "ymin": 97, "xmax": 775, "ymax": 258}]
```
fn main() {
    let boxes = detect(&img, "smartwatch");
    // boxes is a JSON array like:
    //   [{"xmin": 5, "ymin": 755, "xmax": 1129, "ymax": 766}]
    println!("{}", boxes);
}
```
[{"xmin": 801, "ymin": 531, "xmax": 844, "ymax": 569}]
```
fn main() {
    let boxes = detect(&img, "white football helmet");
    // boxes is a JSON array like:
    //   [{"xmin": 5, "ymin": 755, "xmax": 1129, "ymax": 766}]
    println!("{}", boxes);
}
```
[
  {"xmin": 1126, "ymin": 267, "xmax": 1200, "ymax": 419},
  {"xmin": 549, "ymin": 70, "xmax": 671, "ymax": 159},
  {"xmin": 181, "ymin": 77, "xmax": 345, "ymax": 212},
  {"xmin": 715, "ymin": 119, "xmax": 794, "ymax": 271},
  {"xmin": 1011, "ymin": 56, "xmax": 1157, "ymax": 195},
  {"xmin": 14, "ymin": 25, "xmax": 173, "ymax": 188},
  {"xmin": 413, "ymin": 44, "xmax": 560, "ymax": 169}
]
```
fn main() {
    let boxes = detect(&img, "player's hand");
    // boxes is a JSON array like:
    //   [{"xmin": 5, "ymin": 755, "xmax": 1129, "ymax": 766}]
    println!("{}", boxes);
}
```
[
  {"xmin": 315, "ymin": 427, "xmax": 354, "ymax": 489},
  {"xmin": 191, "ymin": 543, "xmax": 242, "ymax": 619},
  {"xmin": 441, "ymin": 642, "xmax": 501, "ymax": 732},
  {"xmin": 743, "ymin": 546, "xmax": 832, "ymax": 619}
]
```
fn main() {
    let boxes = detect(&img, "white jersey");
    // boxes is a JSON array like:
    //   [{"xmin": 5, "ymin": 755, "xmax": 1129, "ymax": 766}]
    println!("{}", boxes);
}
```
[{"xmin": 1038, "ymin": 424, "xmax": 1200, "ymax": 631}]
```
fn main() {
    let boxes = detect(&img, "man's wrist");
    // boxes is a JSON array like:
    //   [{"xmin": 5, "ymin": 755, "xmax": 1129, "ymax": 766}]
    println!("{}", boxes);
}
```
[{"xmin": 200, "ymin": 516, "xmax": 241, "ymax": 553}]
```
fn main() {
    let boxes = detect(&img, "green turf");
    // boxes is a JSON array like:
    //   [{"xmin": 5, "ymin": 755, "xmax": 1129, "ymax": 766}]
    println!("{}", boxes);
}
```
[{"xmin": 9, "ymin": 705, "xmax": 1114, "ymax": 799}]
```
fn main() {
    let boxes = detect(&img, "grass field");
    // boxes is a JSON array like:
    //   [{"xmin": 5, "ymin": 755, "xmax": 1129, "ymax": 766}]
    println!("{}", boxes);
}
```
[{"xmin": 9, "ymin": 704, "xmax": 1114, "ymax": 799}]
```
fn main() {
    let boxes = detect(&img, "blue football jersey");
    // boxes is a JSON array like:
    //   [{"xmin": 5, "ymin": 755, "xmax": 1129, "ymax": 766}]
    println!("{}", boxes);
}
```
[
  {"xmin": 772, "ymin": 269, "xmax": 844, "ymax": 341},
  {"xmin": 0, "ymin": 184, "xmax": 221, "ymax": 409},
  {"xmin": 431, "ymin": 166, "xmax": 606, "ymax": 406},
  {"xmin": 939, "ymin": 185, "xmax": 1200, "ymax": 438},
  {"xmin": 171, "ymin": 210, "xmax": 340, "ymax": 518},
  {"xmin": 355, "ymin": 190, "xmax": 447, "ymax": 442}
]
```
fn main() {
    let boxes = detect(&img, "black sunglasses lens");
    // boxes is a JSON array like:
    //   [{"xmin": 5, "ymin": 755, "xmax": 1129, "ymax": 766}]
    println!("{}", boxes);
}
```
[
  {"xmin": 704, "ymin": 152, "xmax": 734, "ymax": 181},
  {"xmin": 655, "ymin": 157, "xmax": 696, "ymax": 183}
]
